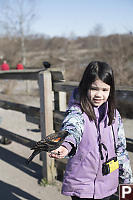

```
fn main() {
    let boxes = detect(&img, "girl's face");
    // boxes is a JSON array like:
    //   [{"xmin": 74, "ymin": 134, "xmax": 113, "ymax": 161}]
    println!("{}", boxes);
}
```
[{"xmin": 88, "ymin": 79, "xmax": 110, "ymax": 107}]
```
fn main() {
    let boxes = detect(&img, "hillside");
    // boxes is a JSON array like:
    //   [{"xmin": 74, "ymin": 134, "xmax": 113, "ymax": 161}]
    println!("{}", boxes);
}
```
[{"xmin": 0, "ymin": 34, "xmax": 133, "ymax": 86}]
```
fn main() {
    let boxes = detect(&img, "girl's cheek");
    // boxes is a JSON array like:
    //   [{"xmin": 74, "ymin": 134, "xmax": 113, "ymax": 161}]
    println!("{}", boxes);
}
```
[
  {"xmin": 90, "ymin": 91, "xmax": 95, "ymax": 98},
  {"xmin": 88, "ymin": 90, "xmax": 95, "ymax": 101}
]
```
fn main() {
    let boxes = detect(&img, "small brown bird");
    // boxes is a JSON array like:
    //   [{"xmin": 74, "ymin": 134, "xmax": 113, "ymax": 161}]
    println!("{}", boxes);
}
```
[{"xmin": 25, "ymin": 130, "xmax": 68, "ymax": 164}]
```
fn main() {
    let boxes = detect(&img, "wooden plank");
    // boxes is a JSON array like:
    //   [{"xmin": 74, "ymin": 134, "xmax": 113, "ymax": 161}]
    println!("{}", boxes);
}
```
[
  {"xmin": 127, "ymin": 142, "xmax": 133, "ymax": 153},
  {"xmin": 0, "ymin": 128, "xmax": 36, "ymax": 148},
  {"xmin": 0, "ymin": 69, "xmax": 64, "ymax": 81},
  {"xmin": 54, "ymin": 92, "xmax": 60, "ymax": 111},
  {"xmin": 54, "ymin": 158, "xmax": 67, "ymax": 181},
  {"xmin": 39, "ymin": 71, "xmax": 56, "ymax": 183},
  {"xmin": 25, "ymin": 110, "xmax": 65, "ymax": 132},
  {"xmin": 58, "ymin": 91, "xmax": 67, "ymax": 111},
  {"xmin": 53, "ymin": 81, "xmax": 133, "ymax": 93},
  {"xmin": 126, "ymin": 138, "xmax": 133, "ymax": 143},
  {"xmin": 0, "ymin": 100, "xmax": 40, "ymax": 116},
  {"xmin": 53, "ymin": 111, "xmax": 65, "ymax": 122},
  {"xmin": 53, "ymin": 111, "xmax": 65, "ymax": 131},
  {"xmin": 55, "ymin": 158, "xmax": 67, "ymax": 170},
  {"xmin": 116, "ymin": 90, "xmax": 133, "ymax": 119},
  {"xmin": 25, "ymin": 115, "xmax": 40, "ymax": 125},
  {"xmin": 0, "ymin": 69, "xmax": 43, "ymax": 80},
  {"xmin": 53, "ymin": 81, "xmax": 79, "ymax": 92},
  {"xmin": 116, "ymin": 86, "xmax": 133, "ymax": 91},
  {"xmin": 54, "ymin": 91, "xmax": 66, "ymax": 112},
  {"xmin": 25, "ymin": 111, "xmax": 65, "ymax": 131},
  {"xmin": 50, "ymin": 71, "xmax": 64, "ymax": 81}
]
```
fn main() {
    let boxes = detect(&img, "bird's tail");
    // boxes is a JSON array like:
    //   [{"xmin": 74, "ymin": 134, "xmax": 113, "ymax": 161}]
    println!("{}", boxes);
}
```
[{"xmin": 25, "ymin": 150, "xmax": 40, "ymax": 165}]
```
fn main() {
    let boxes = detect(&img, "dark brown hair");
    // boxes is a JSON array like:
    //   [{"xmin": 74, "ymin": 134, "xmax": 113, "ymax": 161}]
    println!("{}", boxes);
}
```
[{"xmin": 78, "ymin": 61, "xmax": 116, "ymax": 125}]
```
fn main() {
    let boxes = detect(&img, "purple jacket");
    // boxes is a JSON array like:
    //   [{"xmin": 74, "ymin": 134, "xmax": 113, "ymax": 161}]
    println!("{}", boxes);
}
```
[{"xmin": 61, "ymin": 101, "xmax": 119, "ymax": 198}]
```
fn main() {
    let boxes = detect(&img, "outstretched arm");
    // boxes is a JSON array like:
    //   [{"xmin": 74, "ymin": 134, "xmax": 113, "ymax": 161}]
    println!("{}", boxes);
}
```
[
  {"xmin": 116, "ymin": 112, "xmax": 133, "ymax": 184},
  {"xmin": 50, "ymin": 105, "xmax": 84, "ymax": 159}
]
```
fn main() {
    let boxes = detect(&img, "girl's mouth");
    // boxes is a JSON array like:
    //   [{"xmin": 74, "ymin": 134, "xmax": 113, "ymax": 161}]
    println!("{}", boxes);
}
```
[{"xmin": 93, "ymin": 99, "xmax": 103, "ymax": 103}]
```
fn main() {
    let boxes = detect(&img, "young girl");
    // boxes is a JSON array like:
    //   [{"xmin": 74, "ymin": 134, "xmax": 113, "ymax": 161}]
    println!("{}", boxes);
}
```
[{"xmin": 50, "ymin": 61, "xmax": 133, "ymax": 200}]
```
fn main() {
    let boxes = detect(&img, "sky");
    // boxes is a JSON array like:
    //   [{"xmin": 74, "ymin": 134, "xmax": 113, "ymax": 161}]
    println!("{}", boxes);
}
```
[
  {"xmin": 32, "ymin": 0, "xmax": 133, "ymax": 37},
  {"xmin": 0, "ymin": 0, "xmax": 132, "ymax": 38}
]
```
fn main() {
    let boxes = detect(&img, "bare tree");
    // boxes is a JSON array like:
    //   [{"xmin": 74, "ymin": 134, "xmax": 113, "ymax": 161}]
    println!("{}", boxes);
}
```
[
  {"xmin": 89, "ymin": 24, "xmax": 104, "ymax": 48},
  {"xmin": 91, "ymin": 24, "xmax": 104, "ymax": 36},
  {"xmin": 0, "ymin": 0, "xmax": 36, "ymax": 66}
]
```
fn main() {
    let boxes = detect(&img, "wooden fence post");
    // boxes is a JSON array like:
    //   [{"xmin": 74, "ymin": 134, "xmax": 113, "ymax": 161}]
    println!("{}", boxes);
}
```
[
  {"xmin": 39, "ymin": 70, "xmax": 56, "ymax": 183},
  {"xmin": 58, "ymin": 91, "xmax": 67, "ymax": 111},
  {"xmin": 54, "ymin": 91, "xmax": 67, "ymax": 112}
]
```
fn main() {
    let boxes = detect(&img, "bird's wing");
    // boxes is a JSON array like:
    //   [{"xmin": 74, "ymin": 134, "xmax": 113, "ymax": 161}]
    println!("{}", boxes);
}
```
[{"xmin": 26, "ymin": 130, "xmax": 69, "ymax": 164}]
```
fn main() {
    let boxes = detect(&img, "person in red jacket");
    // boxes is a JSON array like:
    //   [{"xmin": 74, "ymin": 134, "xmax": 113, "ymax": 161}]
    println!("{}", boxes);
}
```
[
  {"xmin": 1, "ymin": 60, "xmax": 10, "ymax": 70},
  {"xmin": 16, "ymin": 62, "xmax": 24, "ymax": 70}
]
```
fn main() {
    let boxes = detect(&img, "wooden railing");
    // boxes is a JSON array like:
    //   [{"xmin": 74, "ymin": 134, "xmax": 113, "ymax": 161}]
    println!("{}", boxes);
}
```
[
  {"xmin": 0, "ymin": 69, "xmax": 65, "ymax": 183},
  {"xmin": 0, "ymin": 69, "xmax": 133, "ymax": 183}
]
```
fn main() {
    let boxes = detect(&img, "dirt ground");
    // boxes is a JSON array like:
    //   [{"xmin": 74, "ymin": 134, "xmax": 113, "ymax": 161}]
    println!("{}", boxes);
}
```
[{"xmin": 0, "ymin": 95, "xmax": 133, "ymax": 200}]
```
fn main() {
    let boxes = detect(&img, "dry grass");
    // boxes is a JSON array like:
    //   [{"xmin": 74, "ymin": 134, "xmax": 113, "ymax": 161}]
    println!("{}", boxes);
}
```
[{"xmin": 0, "ymin": 34, "xmax": 133, "ymax": 86}]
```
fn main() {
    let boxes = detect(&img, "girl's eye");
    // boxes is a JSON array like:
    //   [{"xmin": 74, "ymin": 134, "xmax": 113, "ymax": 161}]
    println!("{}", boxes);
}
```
[
  {"xmin": 91, "ymin": 86, "xmax": 99, "ymax": 91},
  {"xmin": 90, "ymin": 87, "xmax": 97, "ymax": 90},
  {"xmin": 103, "ymin": 88, "xmax": 109, "ymax": 91}
]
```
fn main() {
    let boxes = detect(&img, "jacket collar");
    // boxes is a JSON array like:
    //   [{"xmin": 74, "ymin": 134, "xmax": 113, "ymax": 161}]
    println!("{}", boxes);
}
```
[{"xmin": 94, "ymin": 102, "xmax": 108, "ymax": 126}]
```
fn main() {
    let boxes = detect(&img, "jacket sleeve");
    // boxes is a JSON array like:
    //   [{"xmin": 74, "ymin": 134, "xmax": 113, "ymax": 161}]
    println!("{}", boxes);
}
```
[
  {"xmin": 116, "ymin": 112, "xmax": 133, "ymax": 184},
  {"xmin": 61, "ymin": 105, "xmax": 84, "ymax": 156}
]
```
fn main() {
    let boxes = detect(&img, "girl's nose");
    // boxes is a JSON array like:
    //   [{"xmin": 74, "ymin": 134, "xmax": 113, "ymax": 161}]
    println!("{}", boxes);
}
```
[{"xmin": 95, "ymin": 90, "xmax": 102, "ymax": 97}]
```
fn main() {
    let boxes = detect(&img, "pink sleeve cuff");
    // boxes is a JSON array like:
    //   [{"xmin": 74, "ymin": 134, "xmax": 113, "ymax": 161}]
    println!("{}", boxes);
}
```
[{"xmin": 62, "ymin": 141, "xmax": 73, "ymax": 153}]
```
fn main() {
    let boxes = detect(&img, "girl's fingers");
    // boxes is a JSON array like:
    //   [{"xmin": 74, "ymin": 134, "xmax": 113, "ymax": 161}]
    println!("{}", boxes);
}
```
[
  {"xmin": 49, "ymin": 146, "xmax": 68, "ymax": 159},
  {"xmin": 49, "ymin": 149, "xmax": 61, "ymax": 158},
  {"xmin": 49, "ymin": 152, "xmax": 63, "ymax": 159},
  {"xmin": 49, "ymin": 151, "xmax": 60, "ymax": 158}
]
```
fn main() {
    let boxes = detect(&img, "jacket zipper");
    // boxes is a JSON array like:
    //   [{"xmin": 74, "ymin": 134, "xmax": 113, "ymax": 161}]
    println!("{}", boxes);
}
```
[
  {"xmin": 93, "ymin": 122, "xmax": 101, "ymax": 198},
  {"xmin": 93, "ymin": 153, "xmax": 101, "ymax": 198}
]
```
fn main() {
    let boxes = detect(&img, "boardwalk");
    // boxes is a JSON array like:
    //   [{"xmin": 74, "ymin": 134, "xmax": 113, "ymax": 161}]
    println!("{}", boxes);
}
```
[{"xmin": 0, "ymin": 107, "xmax": 70, "ymax": 200}]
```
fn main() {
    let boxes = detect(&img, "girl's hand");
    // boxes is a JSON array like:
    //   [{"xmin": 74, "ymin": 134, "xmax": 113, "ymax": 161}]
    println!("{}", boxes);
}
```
[{"xmin": 49, "ymin": 146, "xmax": 68, "ymax": 159}]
